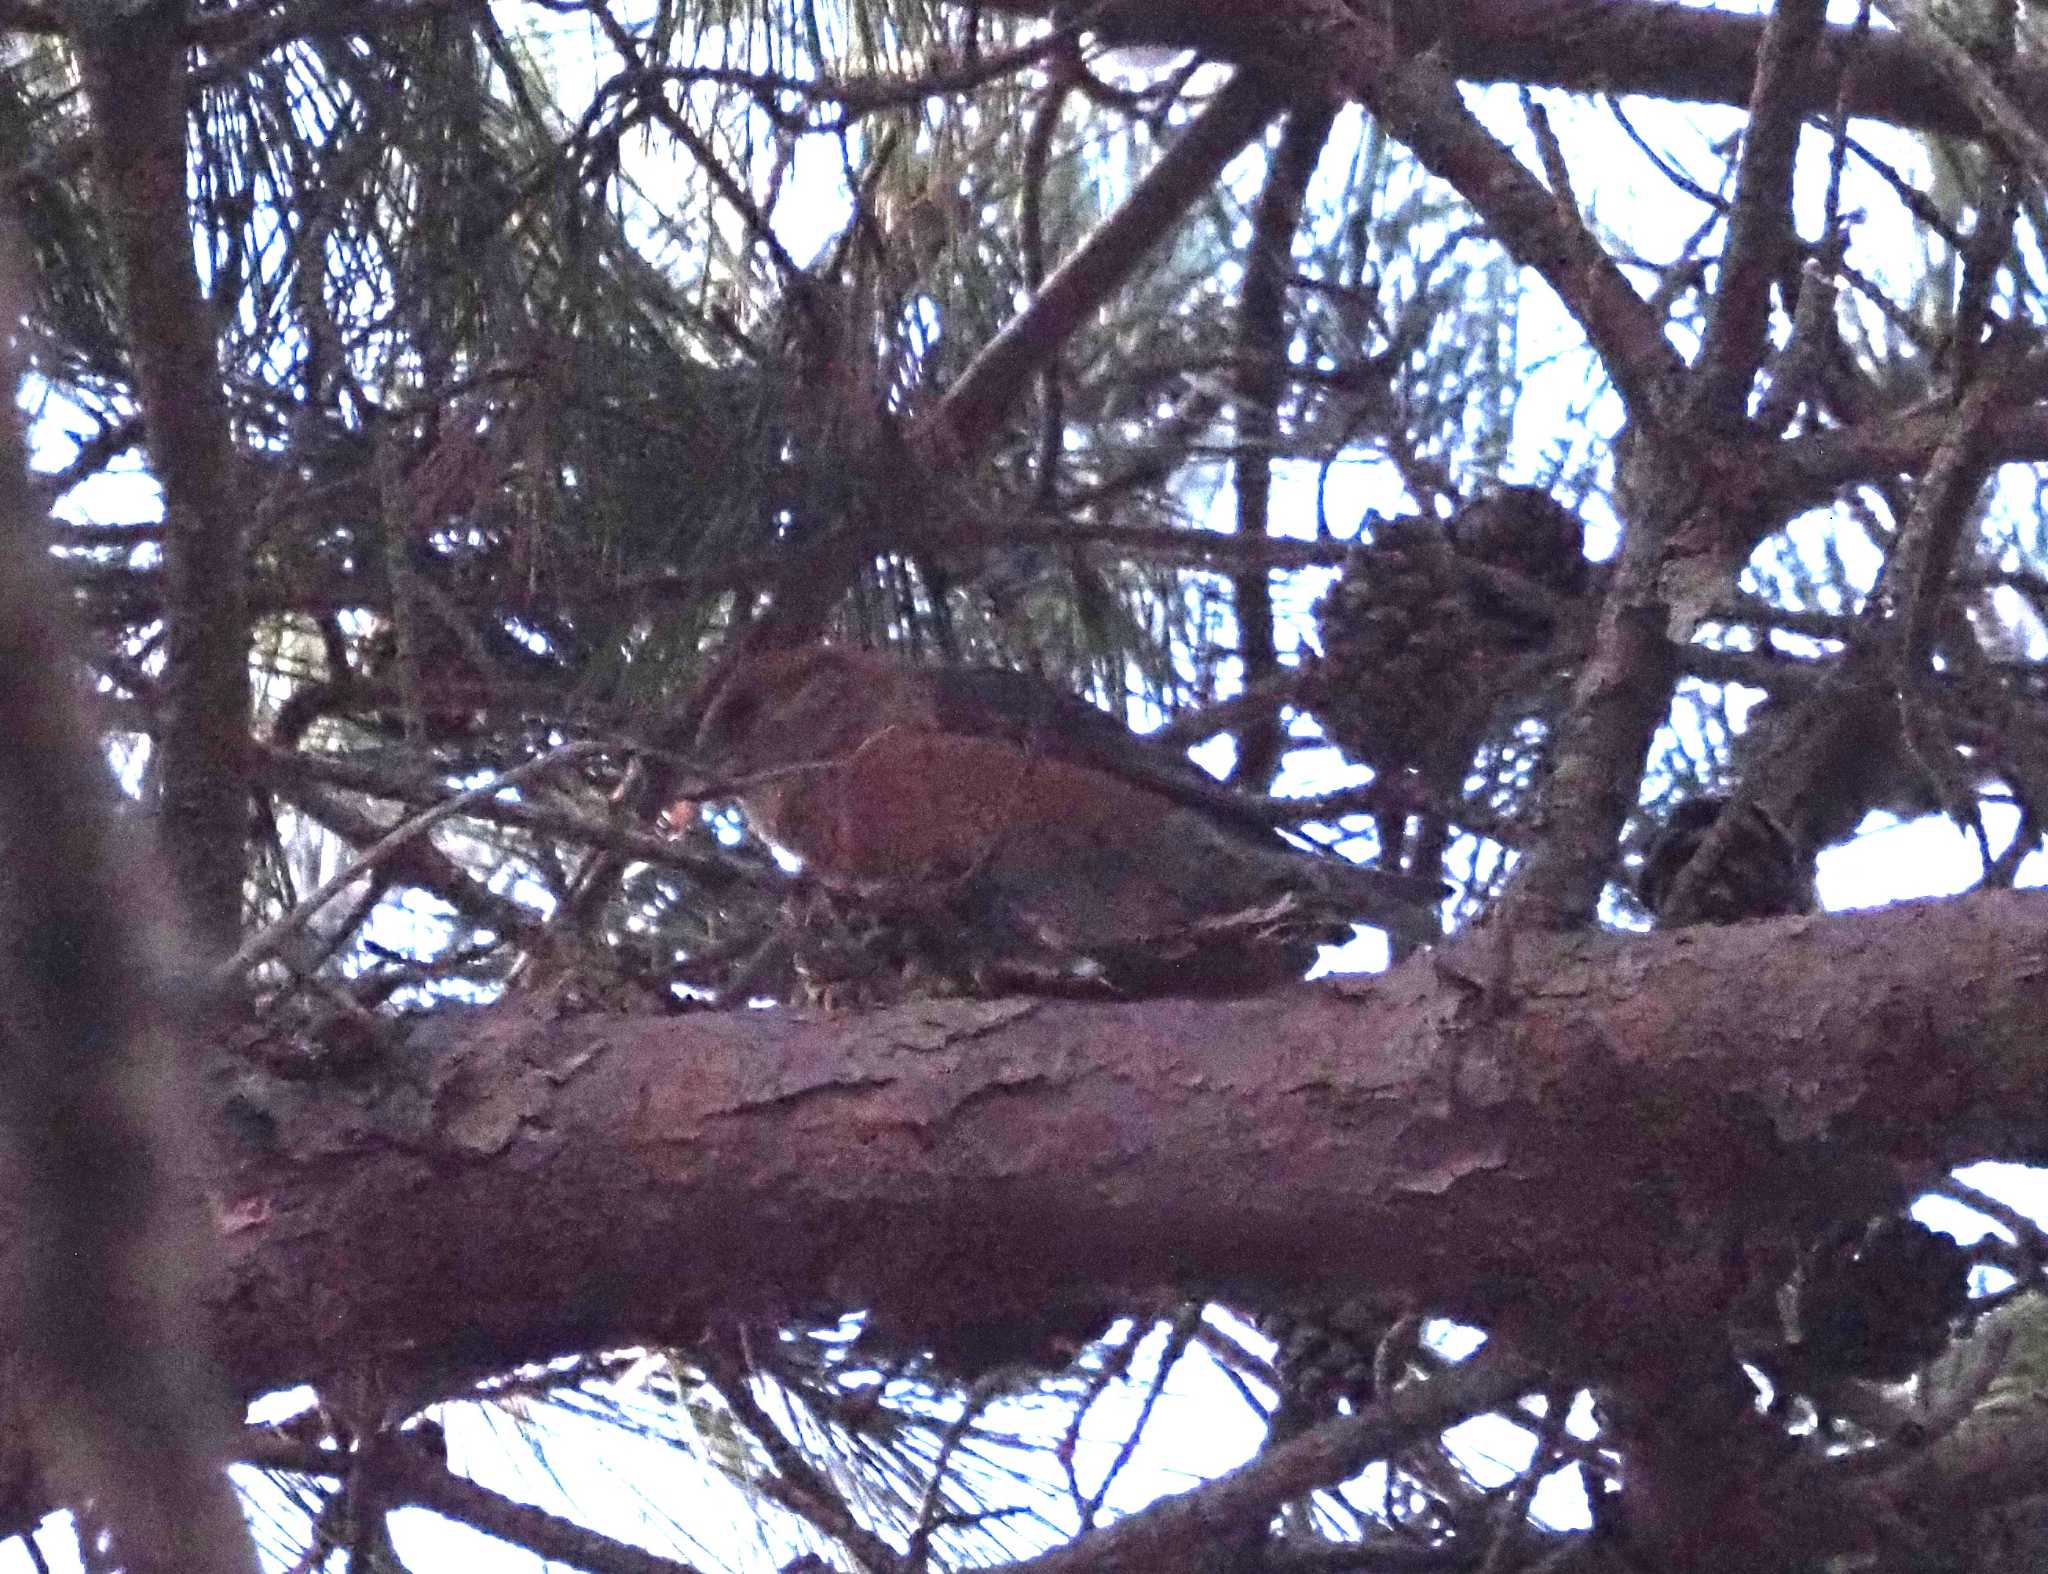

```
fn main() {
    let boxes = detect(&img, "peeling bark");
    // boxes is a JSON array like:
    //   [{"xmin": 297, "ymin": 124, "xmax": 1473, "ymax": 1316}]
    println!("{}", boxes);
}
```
[{"xmin": 168, "ymin": 889, "xmax": 2048, "ymax": 1405}]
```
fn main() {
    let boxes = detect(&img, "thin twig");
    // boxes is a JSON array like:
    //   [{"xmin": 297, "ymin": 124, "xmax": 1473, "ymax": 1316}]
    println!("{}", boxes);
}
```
[
  {"xmin": 903, "ymin": 1378, "xmax": 1004, "ymax": 1573},
  {"xmin": 255, "ymin": 742, "xmax": 764, "ymax": 890},
  {"xmin": 218, "ymin": 740, "xmax": 609, "ymax": 984},
  {"xmin": 1000, "ymin": 1341, "xmax": 1545, "ymax": 1574},
  {"xmin": 1477, "ymin": 1388, "xmax": 1572, "ymax": 1574},
  {"xmin": 242, "ymin": 1428, "xmax": 709, "ymax": 1574},
  {"xmin": 1081, "ymin": 1304, "xmax": 1204, "ymax": 1529},
  {"xmin": 694, "ymin": 1340, "xmax": 900, "ymax": 1574},
  {"xmin": 1937, "ymin": 1176, "xmax": 2048, "ymax": 1269}
]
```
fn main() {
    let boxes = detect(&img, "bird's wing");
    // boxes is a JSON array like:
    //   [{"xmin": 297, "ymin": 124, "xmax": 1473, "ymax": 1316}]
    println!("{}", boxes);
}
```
[
  {"xmin": 920, "ymin": 664, "xmax": 1443, "ymax": 908},
  {"xmin": 920, "ymin": 665, "xmax": 1288, "ymax": 839}
]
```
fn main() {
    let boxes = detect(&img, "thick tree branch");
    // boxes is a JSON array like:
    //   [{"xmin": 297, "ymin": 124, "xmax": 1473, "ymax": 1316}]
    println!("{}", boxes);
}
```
[
  {"xmin": 1323, "ymin": 24, "xmax": 1683, "ymax": 415},
  {"xmin": 1773, "ymin": 381, "xmax": 2048, "ymax": 505},
  {"xmin": 925, "ymin": 70, "xmax": 1287, "ymax": 462},
  {"xmin": 60, "ymin": 0, "xmax": 2048, "ymax": 149},
  {"xmin": 146, "ymin": 887, "xmax": 2048, "ymax": 1416},
  {"xmin": 1689, "ymin": 0, "xmax": 1828, "ymax": 426},
  {"xmin": 1492, "ymin": 480, "xmax": 1681, "ymax": 929},
  {"xmin": 1489, "ymin": 0, "xmax": 1831, "ymax": 926},
  {"xmin": 0, "ymin": 212, "xmax": 257, "ymax": 1572},
  {"xmin": 974, "ymin": 0, "xmax": 2048, "ymax": 140},
  {"xmin": 0, "ymin": 887, "xmax": 2024, "ymax": 1551},
  {"xmin": 75, "ymin": 14, "xmax": 253, "ymax": 949},
  {"xmin": 183, "ymin": 0, "xmax": 483, "ymax": 55}
]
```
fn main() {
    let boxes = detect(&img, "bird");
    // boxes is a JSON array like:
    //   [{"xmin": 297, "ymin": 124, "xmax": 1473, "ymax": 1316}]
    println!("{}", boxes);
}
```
[{"xmin": 683, "ymin": 645, "xmax": 1442, "ymax": 996}]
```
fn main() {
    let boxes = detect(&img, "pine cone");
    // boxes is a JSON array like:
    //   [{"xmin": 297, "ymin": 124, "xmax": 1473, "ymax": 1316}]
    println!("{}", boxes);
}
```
[
  {"xmin": 1312, "ymin": 518, "xmax": 1500, "ymax": 782},
  {"xmin": 1254, "ymin": 1299, "xmax": 1405, "ymax": 1440},
  {"xmin": 1312, "ymin": 493, "xmax": 1586, "ymax": 785},
  {"xmin": 1637, "ymin": 796, "xmax": 1814, "ymax": 927},
  {"xmin": 1448, "ymin": 485, "xmax": 1590, "ymax": 598},
  {"xmin": 1773, "ymin": 1215, "xmax": 1972, "ymax": 1388}
]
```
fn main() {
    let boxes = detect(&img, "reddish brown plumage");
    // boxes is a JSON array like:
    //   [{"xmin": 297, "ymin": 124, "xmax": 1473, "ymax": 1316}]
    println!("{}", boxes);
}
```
[{"xmin": 687, "ymin": 646, "xmax": 1438, "ymax": 996}]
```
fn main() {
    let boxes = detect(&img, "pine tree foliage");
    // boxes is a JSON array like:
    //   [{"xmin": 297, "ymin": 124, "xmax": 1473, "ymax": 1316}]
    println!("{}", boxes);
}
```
[{"xmin": 11, "ymin": 0, "xmax": 2048, "ymax": 1569}]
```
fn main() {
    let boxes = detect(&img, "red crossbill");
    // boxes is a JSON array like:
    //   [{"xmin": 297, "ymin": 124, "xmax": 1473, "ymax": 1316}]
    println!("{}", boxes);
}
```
[{"xmin": 686, "ymin": 646, "xmax": 1440, "ymax": 995}]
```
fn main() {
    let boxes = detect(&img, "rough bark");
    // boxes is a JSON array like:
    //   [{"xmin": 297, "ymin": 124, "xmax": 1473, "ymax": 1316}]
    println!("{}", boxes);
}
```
[
  {"xmin": 74, "ymin": 10, "xmax": 252, "ymax": 951},
  {"xmin": 157, "ymin": 887, "xmax": 2048, "ymax": 1406},
  {"xmin": 976, "ymin": 0, "xmax": 2048, "ymax": 141},
  {"xmin": 6, "ymin": 0, "xmax": 2035, "ymax": 143}
]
